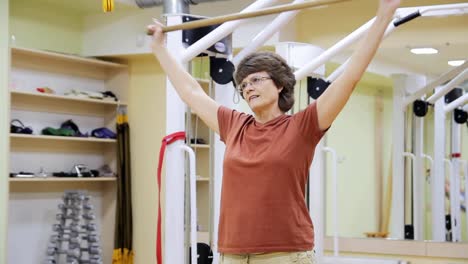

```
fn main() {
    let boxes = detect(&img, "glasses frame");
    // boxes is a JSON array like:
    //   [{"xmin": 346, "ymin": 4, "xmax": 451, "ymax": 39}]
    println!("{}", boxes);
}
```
[{"xmin": 238, "ymin": 76, "xmax": 272, "ymax": 94}]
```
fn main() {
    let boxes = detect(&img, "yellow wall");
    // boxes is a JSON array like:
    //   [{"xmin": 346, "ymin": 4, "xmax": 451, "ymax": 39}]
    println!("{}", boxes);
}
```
[
  {"xmin": 127, "ymin": 55, "xmax": 166, "ymax": 264},
  {"xmin": 9, "ymin": 0, "xmax": 83, "ymax": 54},
  {"xmin": 1, "ymin": 0, "xmax": 10, "ymax": 262}
]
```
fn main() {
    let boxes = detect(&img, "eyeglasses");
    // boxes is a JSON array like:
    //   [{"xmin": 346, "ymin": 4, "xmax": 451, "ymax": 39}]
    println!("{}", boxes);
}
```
[{"xmin": 238, "ymin": 76, "xmax": 271, "ymax": 93}]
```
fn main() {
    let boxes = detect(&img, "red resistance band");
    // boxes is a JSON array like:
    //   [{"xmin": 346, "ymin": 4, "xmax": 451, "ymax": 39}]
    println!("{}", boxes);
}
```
[
  {"xmin": 156, "ymin": 131, "xmax": 186, "ymax": 264},
  {"xmin": 451, "ymin": 153, "xmax": 461, "ymax": 158}
]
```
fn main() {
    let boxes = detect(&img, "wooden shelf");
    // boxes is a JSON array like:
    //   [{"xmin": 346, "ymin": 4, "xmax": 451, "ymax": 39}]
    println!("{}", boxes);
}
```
[
  {"xmin": 191, "ymin": 144, "xmax": 210, "ymax": 149},
  {"xmin": 10, "ymin": 134, "xmax": 117, "ymax": 143},
  {"xmin": 9, "ymin": 177, "xmax": 117, "ymax": 183},
  {"xmin": 196, "ymin": 177, "xmax": 210, "ymax": 182},
  {"xmin": 195, "ymin": 78, "xmax": 210, "ymax": 85},
  {"xmin": 10, "ymin": 90, "xmax": 128, "ymax": 106},
  {"xmin": 12, "ymin": 47, "xmax": 126, "ymax": 69}
]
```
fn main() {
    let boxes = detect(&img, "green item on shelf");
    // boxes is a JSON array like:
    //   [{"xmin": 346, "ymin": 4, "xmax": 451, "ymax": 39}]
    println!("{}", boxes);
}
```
[{"xmin": 41, "ymin": 127, "xmax": 75, "ymax": 137}]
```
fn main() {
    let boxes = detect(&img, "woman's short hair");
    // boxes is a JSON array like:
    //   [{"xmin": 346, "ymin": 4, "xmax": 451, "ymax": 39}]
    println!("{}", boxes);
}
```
[{"xmin": 234, "ymin": 51, "xmax": 295, "ymax": 112}]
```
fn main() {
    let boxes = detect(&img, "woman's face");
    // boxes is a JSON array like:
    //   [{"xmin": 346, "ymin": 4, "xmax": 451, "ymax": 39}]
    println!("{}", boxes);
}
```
[{"xmin": 240, "ymin": 71, "xmax": 282, "ymax": 113}]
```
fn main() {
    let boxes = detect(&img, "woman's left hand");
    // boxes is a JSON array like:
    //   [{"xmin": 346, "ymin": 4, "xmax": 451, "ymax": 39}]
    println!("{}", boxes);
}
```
[{"xmin": 378, "ymin": 0, "xmax": 401, "ymax": 16}]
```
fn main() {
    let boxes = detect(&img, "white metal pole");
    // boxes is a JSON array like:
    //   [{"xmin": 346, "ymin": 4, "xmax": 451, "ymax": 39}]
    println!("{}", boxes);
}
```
[
  {"xmin": 0, "ymin": 0, "xmax": 9, "ymax": 263},
  {"xmin": 413, "ymin": 114, "xmax": 425, "ymax": 241},
  {"xmin": 422, "ymin": 151, "xmax": 433, "ymax": 242},
  {"xmin": 294, "ymin": 18, "xmax": 376, "ymax": 81},
  {"xmin": 326, "ymin": 23, "xmax": 396, "ymax": 82},
  {"xmin": 445, "ymin": 94, "xmax": 468, "ymax": 114},
  {"xmin": 463, "ymin": 104, "xmax": 468, "ymax": 112},
  {"xmin": 404, "ymin": 61, "xmax": 468, "ymax": 106},
  {"xmin": 465, "ymin": 161, "xmax": 468, "ymax": 238},
  {"xmin": 426, "ymin": 69, "xmax": 468, "ymax": 104},
  {"xmin": 391, "ymin": 74, "xmax": 405, "ymax": 240},
  {"xmin": 395, "ymin": 3, "xmax": 468, "ymax": 18},
  {"xmin": 232, "ymin": 0, "xmax": 305, "ymax": 66},
  {"xmin": 450, "ymin": 116, "xmax": 462, "ymax": 241},
  {"xmin": 310, "ymin": 139, "xmax": 326, "ymax": 261},
  {"xmin": 212, "ymin": 80, "xmax": 237, "ymax": 264},
  {"xmin": 178, "ymin": 145, "xmax": 198, "ymax": 264},
  {"xmin": 165, "ymin": 15, "xmax": 188, "ymax": 264},
  {"xmin": 390, "ymin": 74, "xmax": 420, "ymax": 239},
  {"xmin": 323, "ymin": 147, "xmax": 339, "ymax": 257},
  {"xmin": 181, "ymin": 0, "xmax": 279, "ymax": 63},
  {"xmin": 432, "ymin": 86, "xmax": 446, "ymax": 241}
]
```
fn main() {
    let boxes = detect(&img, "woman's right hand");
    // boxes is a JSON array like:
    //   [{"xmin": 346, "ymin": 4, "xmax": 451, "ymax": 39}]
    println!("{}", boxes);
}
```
[{"xmin": 147, "ymin": 19, "xmax": 166, "ymax": 53}]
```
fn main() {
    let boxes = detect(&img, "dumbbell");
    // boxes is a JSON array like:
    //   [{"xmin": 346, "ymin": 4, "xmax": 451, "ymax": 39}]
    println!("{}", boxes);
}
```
[
  {"xmin": 47, "ymin": 246, "xmax": 81, "ymax": 258},
  {"xmin": 53, "ymin": 222, "xmax": 92, "ymax": 232},
  {"xmin": 50, "ymin": 234, "xmax": 81, "ymax": 244},
  {"xmin": 58, "ymin": 203, "xmax": 82, "ymax": 211},
  {"xmin": 56, "ymin": 213, "xmax": 82, "ymax": 221},
  {"xmin": 82, "ymin": 234, "xmax": 100, "ymax": 243},
  {"xmin": 82, "ymin": 213, "xmax": 96, "ymax": 220},
  {"xmin": 82, "ymin": 203, "xmax": 94, "ymax": 210}
]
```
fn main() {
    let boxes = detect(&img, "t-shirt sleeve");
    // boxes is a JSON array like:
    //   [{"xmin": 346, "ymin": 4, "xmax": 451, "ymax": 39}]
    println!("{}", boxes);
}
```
[
  {"xmin": 217, "ymin": 106, "xmax": 245, "ymax": 143},
  {"xmin": 291, "ymin": 101, "xmax": 328, "ymax": 144}
]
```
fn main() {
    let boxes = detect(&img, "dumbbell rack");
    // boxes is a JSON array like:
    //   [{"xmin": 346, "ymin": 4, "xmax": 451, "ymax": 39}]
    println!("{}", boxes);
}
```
[{"xmin": 44, "ymin": 191, "xmax": 103, "ymax": 264}]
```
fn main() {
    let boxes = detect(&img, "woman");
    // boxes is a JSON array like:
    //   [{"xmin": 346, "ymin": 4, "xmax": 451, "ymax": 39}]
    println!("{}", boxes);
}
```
[{"xmin": 148, "ymin": 0, "xmax": 400, "ymax": 263}]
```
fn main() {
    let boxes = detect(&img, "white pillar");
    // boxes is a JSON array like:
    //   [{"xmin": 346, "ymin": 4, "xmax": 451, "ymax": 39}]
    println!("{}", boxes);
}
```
[
  {"xmin": 450, "ymin": 113, "xmax": 462, "ymax": 241},
  {"xmin": 390, "ymin": 74, "xmax": 425, "ymax": 239},
  {"xmin": 390, "ymin": 74, "xmax": 408, "ymax": 239},
  {"xmin": 212, "ymin": 77, "xmax": 237, "ymax": 264},
  {"xmin": 310, "ymin": 140, "xmax": 326, "ymax": 261},
  {"xmin": 412, "ymin": 75, "xmax": 427, "ymax": 241},
  {"xmin": 164, "ymin": 15, "xmax": 188, "ymax": 264},
  {"xmin": 413, "ymin": 112, "xmax": 425, "ymax": 240},
  {"xmin": 432, "ymin": 86, "xmax": 446, "ymax": 241},
  {"xmin": 0, "ymin": 0, "xmax": 10, "ymax": 262}
]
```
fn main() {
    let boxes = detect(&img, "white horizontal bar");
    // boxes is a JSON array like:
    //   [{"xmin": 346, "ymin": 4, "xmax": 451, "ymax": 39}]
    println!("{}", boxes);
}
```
[
  {"xmin": 396, "ymin": 3, "xmax": 468, "ymax": 18},
  {"xmin": 326, "ymin": 22, "xmax": 396, "ymax": 82},
  {"xmin": 420, "ymin": 3, "xmax": 468, "ymax": 17},
  {"xmin": 445, "ymin": 93, "xmax": 468, "ymax": 113},
  {"xmin": 178, "ymin": 144, "xmax": 198, "ymax": 264},
  {"xmin": 294, "ymin": 17, "xmax": 376, "ymax": 81},
  {"xmin": 404, "ymin": 61, "xmax": 468, "ymax": 106},
  {"xmin": 181, "ymin": 0, "xmax": 278, "ymax": 63},
  {"xmin": 426, "ymin": 68, "xmax": 468, "ymax": 104},
  {"xmin": 232, "ymin": 0, "xmax": 304, "ymax": 67}
]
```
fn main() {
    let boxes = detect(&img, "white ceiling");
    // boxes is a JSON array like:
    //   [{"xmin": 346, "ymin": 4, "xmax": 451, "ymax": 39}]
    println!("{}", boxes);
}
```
[
  {"xmin": 38, "ymin": 0, "xmax": 468, "ymax": 82},
  {"xmin": 295, "ymin": 0, "xmax": 468, "ymax": 80}
]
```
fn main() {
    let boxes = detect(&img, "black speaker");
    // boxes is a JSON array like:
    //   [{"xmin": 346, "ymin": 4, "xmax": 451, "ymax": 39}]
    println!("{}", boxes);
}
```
[
  {"xmin": 445, "ymin": 88, "xmax": 462, "ymax": 104},
  {"xmin": 454, "ymin": 109, "xmax": 468, "ymax": 124},
  {"xmin": 413, "ymin": 100, "xmax": 429, "ymax": 117},
  {"xmin": 189, "ymin": 243, "xmax": 213, "ymax": 264},
  {"xmin": 404, "ymin": 224, "xmax": 414, "ymax": 240},
  {"xmin": 307, "ymin": 77, "xmax": 331, "ymax": 99}
]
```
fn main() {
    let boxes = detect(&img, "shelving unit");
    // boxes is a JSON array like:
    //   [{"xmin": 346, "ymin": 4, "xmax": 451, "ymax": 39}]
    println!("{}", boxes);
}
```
[
  {"xmin": 10, "ymin": 133, "xmax": 117, "ymax": 143},
  {"xmin": 9, "ymin": 177, "xmax": 117, "ymax": 183},
  {"xmin": 189, "ymin": 77, "xmax": 213, "ymax": 235},
  {"xmin": 8, "ymin": 47, "xmax": 128, "ymax": 264}
]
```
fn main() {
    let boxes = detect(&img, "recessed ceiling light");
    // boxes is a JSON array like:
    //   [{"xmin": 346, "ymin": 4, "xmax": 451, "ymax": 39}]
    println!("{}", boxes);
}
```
[
  {"xmin": 448, "ymin": 60, "xmax": 465, "ymax": 67},
  {"xmin": 410, "ymin": 48, "xmax": 439, "ymax": 55}
]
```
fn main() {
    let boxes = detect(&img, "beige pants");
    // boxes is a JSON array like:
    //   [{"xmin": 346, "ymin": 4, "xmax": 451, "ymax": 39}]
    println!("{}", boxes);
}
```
[{"xmin": 220, "ymin": 250, "xmax": 316, "ymax": 264}]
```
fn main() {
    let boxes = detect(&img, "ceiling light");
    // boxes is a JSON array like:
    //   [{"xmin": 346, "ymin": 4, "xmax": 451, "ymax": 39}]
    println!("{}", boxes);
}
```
[
  {"xmin": 410, "ymin": 48, "xmax": 439, "ymax": 55},
  {"xmin": 448, "ymin": 60, "xmax": 465, "ymax": 67}
]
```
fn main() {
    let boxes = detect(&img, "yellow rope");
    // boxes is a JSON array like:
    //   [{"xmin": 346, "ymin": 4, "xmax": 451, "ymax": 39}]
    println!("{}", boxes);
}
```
[
  {"xmin": 112, "ymin": 248, "xmax": 134, "ymax": 264},
  {"xmin": 103, "ymin": 0, "xmax": 114, "ymax": 12}
]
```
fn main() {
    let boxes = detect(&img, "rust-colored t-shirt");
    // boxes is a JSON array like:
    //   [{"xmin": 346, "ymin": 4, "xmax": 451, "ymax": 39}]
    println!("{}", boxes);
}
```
[{"xmin": 217, "ymin": 101, "xmax": 326, "ymax": 254}]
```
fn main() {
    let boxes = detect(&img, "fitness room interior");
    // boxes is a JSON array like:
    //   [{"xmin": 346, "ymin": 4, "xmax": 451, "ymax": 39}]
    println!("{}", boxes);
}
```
[{"xmin": 0, "ymin": 0, "xmax": 467, "ymax": 263}]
